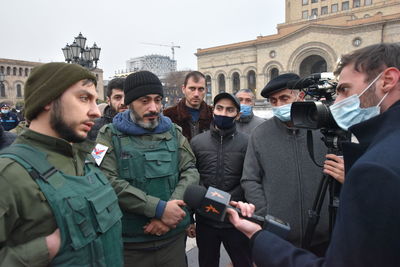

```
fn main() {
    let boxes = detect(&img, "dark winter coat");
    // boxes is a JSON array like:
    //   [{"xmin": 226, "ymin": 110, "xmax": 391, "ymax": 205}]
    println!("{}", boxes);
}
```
[
  {"xmin": 190, "ymin": 123, "xmax": 248, "ymax": 228},
  {"xmin": 0, "ymin": 125, "xmax": 16, "ymax": 150},
  {"xmin": 0, "ymin": 112, "xmax": 19, "ymax": 131},
  {"xmin": 87, "ymin": 105, "xmax": 116, "ymax": 141},
  {"xmin": 163, "ymin": 98, "xmax": 213, "ymax": 142}
]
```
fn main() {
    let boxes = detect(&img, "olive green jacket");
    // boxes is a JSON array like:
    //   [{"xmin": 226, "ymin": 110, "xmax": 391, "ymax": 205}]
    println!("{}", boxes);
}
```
[
  {"xmin": 0, "ymin": 129, "xmax": 96, "ymax": 267},
  {"xmin": 96, "ymin": 123, "xmax": 199, "ymax": 219}
]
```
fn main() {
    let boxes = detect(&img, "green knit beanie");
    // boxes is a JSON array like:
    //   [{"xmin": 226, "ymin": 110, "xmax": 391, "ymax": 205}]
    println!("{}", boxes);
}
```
[{"xmin": 24, "ymin": 62, "xmax": 97, "ymax": 121}]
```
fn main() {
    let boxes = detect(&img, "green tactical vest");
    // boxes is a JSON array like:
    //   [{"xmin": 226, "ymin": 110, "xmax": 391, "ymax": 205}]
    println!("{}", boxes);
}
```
[
  {"xmin": 110, "ymin": 124, "xmax": 190, "ymax": 243},
  {"xmin": 0, "ymin": 144, "xmax": 123, "ymax": 267}
]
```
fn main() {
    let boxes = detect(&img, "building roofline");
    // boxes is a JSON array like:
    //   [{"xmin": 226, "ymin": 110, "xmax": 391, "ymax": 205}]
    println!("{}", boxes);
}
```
[{"xmin": 196, "ymin": 12, "xmax": 400, "ymax": 56}]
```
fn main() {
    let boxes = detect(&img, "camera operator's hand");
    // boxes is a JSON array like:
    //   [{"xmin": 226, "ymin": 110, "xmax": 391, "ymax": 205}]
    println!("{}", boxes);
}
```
[
  {"xmin": 324, "ymin": 154, "xmax": 345, "ymax": 184},
  {"xmin": 226, "ymin": 201, "xmax": 262, "ymax": 239}
]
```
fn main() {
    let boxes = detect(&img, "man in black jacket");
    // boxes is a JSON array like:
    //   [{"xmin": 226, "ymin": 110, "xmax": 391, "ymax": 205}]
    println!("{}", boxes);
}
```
[
  {"xmin": 87, "ymin": 77, "xmax": 126, "ymax": 140},
  {"xmin": 190, "ymin": 92, "xmax": 252, "ymax": 267}
]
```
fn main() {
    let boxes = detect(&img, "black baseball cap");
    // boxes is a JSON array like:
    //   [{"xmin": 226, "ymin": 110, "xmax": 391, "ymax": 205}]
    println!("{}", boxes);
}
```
[{"xmin": 213, "ymin": 92, "xmax": 241, "ymax": 112}]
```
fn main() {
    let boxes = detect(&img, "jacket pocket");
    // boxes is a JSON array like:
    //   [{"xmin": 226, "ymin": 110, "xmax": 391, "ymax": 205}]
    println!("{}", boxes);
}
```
[
  {"xmin": 65, "ymin": 197, "xmax": 97, "ymax": 250},
  {"xmin": 144, "ymin": 152, "xmax": 173, "ymax": 178},
  {"xmin": 87, "ymin": 186, "xmax": 123, "ymax": 233}
]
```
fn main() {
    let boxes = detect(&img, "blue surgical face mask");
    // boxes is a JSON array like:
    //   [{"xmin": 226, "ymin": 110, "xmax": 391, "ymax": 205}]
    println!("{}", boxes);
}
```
[
  {"xmin": 240, "ymin": 104, "xmax": 252, "ymax": 118},
  {"xmin": 272, "ymin": 103, "xmax": 292, "ymax": 122},
  {"xmin": 1, "ymin": 110, "xmax": 9, "ymax": 114},
  {"xmin": 213, "ymin": 114, "xmax": 236, "ymax": 129},
  {"xmin": 330, "ymin": 72, "xmax": 387, "ymax": 131}
]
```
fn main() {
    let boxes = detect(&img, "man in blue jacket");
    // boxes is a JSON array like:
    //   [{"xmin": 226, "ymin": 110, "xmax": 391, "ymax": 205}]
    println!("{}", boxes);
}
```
[
  {"xmin": 0, "ymin": 103, "xmax": 19, "ymax": 131},
  {"xmin": 227, "ymin": 42, "xmax": 400, "ymax": 267}
]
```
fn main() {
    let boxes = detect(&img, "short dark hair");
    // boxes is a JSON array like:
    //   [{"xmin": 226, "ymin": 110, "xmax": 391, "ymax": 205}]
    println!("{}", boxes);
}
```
[
  {"xmin": 183, "ymin": 71, "xmax": 206, "ymax": 87},
  {"xmin": 235, "ymin": 89, "xmax": 255, "ymax": 100},
  {"xmin": 107, "ymin": 78, "xmax": 125, "ymax": 97},
  {"xmin": 334, "ymin": 43, "xmax": 400, "ymax": 82}
]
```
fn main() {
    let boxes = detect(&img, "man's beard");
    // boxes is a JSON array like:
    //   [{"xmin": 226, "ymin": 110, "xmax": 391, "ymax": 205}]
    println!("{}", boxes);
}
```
[
  {"xmin": 130, "ymin": 109, "xmax": 159, "ymax": 130},
  {"xmin": 50, "ymin": 99, "xmax": 86, "ymax": 143}
]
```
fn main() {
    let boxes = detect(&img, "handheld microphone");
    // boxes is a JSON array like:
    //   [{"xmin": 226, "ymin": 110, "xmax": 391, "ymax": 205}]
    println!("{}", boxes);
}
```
[{"xmin": 183, "ymin": 185, "xmax": 291, "ymax": 239}]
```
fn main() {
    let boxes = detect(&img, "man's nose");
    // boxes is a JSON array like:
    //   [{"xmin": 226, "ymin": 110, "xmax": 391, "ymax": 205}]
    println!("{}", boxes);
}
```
[
  {"xmin": 89, "ymin": 103, "xmax": 101, "ymax": 118},
  {"xmin": 148, "ymin": 101, "xmax": 158, "ymax": 112}
]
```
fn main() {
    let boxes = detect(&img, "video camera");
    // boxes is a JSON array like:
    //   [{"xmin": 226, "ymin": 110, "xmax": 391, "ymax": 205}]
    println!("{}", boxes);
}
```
[{"xmin": 288, "ymin": 72, "xmax": 339, "ymax": 130}]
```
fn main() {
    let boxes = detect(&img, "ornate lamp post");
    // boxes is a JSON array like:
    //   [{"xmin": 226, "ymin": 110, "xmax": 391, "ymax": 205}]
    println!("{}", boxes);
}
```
[{"xmin": 62, "ymin": 33, "xmax": 101, "ymax": 69}]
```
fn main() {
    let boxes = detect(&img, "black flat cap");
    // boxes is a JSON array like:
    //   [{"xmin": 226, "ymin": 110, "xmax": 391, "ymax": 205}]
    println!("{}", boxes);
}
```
[
  {"xmin": 213, "ymin": 92, "xmax": 241, "ymax": 112},
  {"xmin": 261, "ymin": 73, "xmax": 300, "ymax": 98}
]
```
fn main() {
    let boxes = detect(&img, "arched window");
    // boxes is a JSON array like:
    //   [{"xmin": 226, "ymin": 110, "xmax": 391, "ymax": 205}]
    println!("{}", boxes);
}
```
[
  {"xmin": 205, "ymin": 75, "xmax": 212, "ymax": 104},
  {"xmin": 232, "ymin": 72, "xmax": 240, "ymax": 94},
  {"xmin": 205, "ymin": 75, "xmax": 212, "ymax": 92},
  {"xmin": 7, "ymin": 67, "xmax": 11, "ymax": 75},
  {"xmin": 25, "ymin": 68, "xmax": 29, "ymax": 76},
  {"xmin": 270, "ymin": 68, "xmax": 279, "ymax": 80},
  {"xmin": 247, "ymin": 70, "xmax": 256, "ymax": 90},
  {"xmin": 19, "ymin": 68, "xmax": 23, "ymax": 76},
  {"xmin": 13, "ymin": 67, "xmax": 17, "ymax": 76},
  {"xmin": 218, "ymin": 74, "xmax": 226, "ymax": 93},
  {"xmin": 0, "ymin": 66, "xmax": 4, "ymax": 74},
  {"xmin": 0, "ymin": 84, "xmax": 6, "ymax": 97},
  {"xmin": 16, "ymin": 84, "xmax": 22, "ymax": 98}
]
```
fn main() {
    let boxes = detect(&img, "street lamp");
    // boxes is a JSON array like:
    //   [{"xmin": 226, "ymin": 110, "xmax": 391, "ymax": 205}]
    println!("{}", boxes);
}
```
[{"xmin": 62, "ymin": 32, "xmax": 101, "ymax": 69}]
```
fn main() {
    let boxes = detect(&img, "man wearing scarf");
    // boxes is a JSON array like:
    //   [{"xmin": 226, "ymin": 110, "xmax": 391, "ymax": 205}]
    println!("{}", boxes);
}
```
[{"xmin": 95, "ymin": 70, "xmax": 199, "ymax": 267}]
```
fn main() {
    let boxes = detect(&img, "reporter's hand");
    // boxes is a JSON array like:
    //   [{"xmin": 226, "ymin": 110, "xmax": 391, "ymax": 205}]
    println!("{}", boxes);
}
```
[
  {"xmin": 226, "ymin": 201, "xmax": 261, "ymax": 239},
  {"xmin": 161, "ymin": 199, "xmax": 186, "ymax": 227},
  {"xmin": 186, "ymin": 224, "xmax": 196, "ymax": 238},
  {"xmin": 46, "ymin": 228, "xmax": 61, "ymax": 261},
  {"xmin": 323, "ymin": 154, "xmax": 345, "ymax": 184},
  {"xmin": 143, "ymin": 219, "xmax": 170, "ymax": 236}
]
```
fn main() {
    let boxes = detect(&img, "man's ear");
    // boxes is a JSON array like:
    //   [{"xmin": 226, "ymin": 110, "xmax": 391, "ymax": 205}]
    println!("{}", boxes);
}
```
[
  {"xmin": 106, "ymin": 96, "xmax": 111, "ymax": 105},
  {"xmin": 298, "ymin": 91, "xmax": 306, "ymax": 101},
  {"xmin": 235, "ymin": 112, "xmax": 242, "ymax": 121},
  {"xmin": 381, "ymin": 67, "xmax": 400, "ymax": 94},
  {"xmin": 43, "ymin": 103, "xmax": 51, "ymax": 111}
]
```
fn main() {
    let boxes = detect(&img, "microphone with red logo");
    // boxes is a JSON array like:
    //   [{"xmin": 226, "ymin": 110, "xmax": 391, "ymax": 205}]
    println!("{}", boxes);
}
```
[{"xmin": 183, "ymin": 185, "xmax": 291, "ymax": 239}]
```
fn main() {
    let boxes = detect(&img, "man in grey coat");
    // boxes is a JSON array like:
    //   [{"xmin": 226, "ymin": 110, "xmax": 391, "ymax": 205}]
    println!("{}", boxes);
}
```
[
  {"xmin": 240, "ymin": 73, "xmax": 330, "ymax": 255},
  {"xmin": 235, "ymin": 89, "xmax": 265, "ymax": 135}
]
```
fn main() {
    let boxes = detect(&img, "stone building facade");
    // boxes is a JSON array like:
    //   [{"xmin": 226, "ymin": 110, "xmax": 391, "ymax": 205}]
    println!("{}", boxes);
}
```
[
  {"xmin": 196, "ymin": 0, "xmax": 400, "ymax": 99},
  {"xmin": 0, "ymin": 58, "xmax": 105, "ymax": 106}
]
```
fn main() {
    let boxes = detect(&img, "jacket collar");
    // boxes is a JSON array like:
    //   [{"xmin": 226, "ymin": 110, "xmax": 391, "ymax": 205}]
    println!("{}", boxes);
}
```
[
  {"xmin": 210, "ymin": 122, "xmax": 237, "ymax": 139},
  {"xmin": 176, "ymin": 98, "xmax": 211, "ymax": 121},
  {"xmin": 350, "ymin": 100, "xmax": 400, "ymax": 146},
  {"xmin": 343, "ymin": 100, "xmax": 400, "ymax": 170}
]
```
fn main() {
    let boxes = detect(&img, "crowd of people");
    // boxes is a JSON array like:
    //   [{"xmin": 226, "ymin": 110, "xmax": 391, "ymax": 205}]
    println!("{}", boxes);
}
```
[{"xmin": 0, "ymin": 42, "xmax": 399, "ymax": 267}]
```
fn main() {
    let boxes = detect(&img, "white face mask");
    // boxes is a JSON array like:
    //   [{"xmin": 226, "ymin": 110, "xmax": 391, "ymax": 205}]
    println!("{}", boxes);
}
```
[{"xmin": 330, "ymin": 72, "xmax": 388, "ymax": 131}]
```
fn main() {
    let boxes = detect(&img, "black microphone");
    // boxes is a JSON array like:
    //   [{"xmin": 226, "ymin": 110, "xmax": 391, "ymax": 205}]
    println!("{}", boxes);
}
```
[{"xmin": 183, "ymin": 185, "xmax": 291, "ymax": 239}]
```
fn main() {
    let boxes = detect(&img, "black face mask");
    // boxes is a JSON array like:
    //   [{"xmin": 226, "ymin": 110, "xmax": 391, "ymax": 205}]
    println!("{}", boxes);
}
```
[{"xmin": 213, "ymin": 114, "xmax": 236, "ymax": 129}]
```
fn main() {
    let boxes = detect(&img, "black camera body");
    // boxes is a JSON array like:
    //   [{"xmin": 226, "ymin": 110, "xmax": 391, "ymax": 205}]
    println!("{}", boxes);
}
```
[{"xmin": 288, "ymin": 72, "xmax": 350, "ymax": 150}]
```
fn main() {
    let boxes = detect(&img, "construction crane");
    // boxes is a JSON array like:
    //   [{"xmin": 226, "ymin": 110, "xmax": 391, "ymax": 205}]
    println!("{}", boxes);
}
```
[{"xmin": 141, "ymin": 42, "xmax": 181, "ymax": 60}]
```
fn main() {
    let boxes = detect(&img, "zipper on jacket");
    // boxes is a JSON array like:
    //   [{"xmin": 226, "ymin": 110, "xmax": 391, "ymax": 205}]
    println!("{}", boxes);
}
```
[{"xmin": 292, "ymin": 130, "xmax": 305, "ymax": 245}]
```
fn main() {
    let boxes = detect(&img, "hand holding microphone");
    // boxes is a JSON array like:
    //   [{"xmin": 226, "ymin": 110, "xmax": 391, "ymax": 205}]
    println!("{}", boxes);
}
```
[{"xmin": 183, "ymin": 185, "xmax": 290, "ymax": 239}]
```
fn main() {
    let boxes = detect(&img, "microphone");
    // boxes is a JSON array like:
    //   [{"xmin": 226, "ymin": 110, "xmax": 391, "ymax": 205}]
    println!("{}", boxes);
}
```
[{"xmin": 184, "ymin": 185, "xmax": 291, "ymax": 239}]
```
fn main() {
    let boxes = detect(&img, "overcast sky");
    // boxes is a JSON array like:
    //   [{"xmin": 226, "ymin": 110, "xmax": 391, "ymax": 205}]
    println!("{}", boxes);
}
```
[{"xmin": 1, "ymin": 0, "xmax": 285, "ymax": 79}]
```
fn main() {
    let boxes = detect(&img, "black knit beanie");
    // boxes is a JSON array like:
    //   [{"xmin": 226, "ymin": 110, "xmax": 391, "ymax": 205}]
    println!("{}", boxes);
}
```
[
  {"xmin": 24, "ymin": 62, "xmax": 96, "ymax": 121},
  {"xmin": 124, "ymin": 71, "xmax": 163, "ymax": 105}
]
